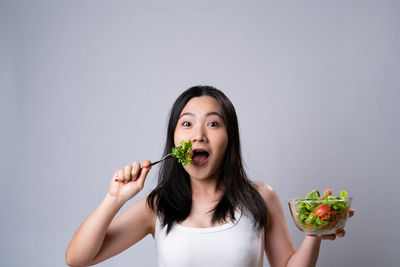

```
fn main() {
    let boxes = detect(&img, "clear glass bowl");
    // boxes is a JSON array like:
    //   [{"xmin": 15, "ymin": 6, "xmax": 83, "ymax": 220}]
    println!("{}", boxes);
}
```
[{"xmin": 287, "ymin": 197, "xmax": 352, "ymax": 235}]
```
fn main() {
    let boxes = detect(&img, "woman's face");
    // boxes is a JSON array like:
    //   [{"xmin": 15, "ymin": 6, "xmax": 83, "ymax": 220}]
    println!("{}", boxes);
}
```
[{"xmin": 174, "ymin": 95, "xmax": 228, "ymax": 181}]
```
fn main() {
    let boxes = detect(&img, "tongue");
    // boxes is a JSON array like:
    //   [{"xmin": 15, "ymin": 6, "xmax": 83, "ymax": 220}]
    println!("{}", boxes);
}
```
[{"xmin": 193, "ymin": 153, "xmax": 208, "ymax": 164}]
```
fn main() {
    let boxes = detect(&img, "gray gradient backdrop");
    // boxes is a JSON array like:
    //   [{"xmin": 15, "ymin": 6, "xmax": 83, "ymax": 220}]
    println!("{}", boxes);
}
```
[{"xmin": 1, "ymin": 0, "xmax": 399, "ymax": 266}]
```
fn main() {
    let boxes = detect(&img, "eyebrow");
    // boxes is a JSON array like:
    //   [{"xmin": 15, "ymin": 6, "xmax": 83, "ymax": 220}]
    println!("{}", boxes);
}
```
[{"xmin": 179, "ymin": 112, "xmax": 223, "ymax": 119}]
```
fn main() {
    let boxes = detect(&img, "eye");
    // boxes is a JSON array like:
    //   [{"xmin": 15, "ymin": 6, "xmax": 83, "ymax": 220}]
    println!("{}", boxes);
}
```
[
  {"xmin": 207, "ymin": 121, "xmax": 219, "ymax": 127},
  {"xmin": 182, "ymin": 121, "xmax": 191, "ymax": 127}
]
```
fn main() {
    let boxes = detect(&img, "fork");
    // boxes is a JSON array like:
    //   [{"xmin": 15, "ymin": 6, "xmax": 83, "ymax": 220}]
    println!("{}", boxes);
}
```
[
  {"xmin": 148, "ymin": 153, "xmax": 172, "ymax": 167},
  {"xmin": 114, "ymin": 153, "xmax": 172, "ymax": 181}
]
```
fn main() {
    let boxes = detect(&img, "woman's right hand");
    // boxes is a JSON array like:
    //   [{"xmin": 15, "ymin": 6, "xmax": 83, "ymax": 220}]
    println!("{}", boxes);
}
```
[{"xmin": 107, "ymin": 160, "xmax": 151, "ymax": 204}]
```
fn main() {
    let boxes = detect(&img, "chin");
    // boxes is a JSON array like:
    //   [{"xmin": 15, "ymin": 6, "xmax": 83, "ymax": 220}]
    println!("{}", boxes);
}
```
[{"xmin": 185, "ymin": 166, "xmax": 220, "ymax": 181}]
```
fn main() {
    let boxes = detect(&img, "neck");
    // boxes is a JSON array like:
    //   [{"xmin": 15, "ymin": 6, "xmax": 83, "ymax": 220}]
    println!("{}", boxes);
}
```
[{"xmin": 190, "ymin": 178, "xmax": 220, "ymax": 196}]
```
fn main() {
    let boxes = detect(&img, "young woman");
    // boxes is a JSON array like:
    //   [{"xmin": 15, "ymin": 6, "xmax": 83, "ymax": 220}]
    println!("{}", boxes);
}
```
[{"xmin": 66, "ymin": 86, "xmax": 353, "ymax": 267}]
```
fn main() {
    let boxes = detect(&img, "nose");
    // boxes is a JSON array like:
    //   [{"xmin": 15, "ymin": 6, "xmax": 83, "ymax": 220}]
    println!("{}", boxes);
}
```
[{"xmin": 192, "ymin": 124, "xmax": 207, "ymax": 143}]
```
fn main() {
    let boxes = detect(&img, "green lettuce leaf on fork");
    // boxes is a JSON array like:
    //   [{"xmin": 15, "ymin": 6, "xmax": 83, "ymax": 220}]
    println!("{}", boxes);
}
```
[{"xmin": 171, "ymin": 140, "xmax": 193, "ymax": 166}]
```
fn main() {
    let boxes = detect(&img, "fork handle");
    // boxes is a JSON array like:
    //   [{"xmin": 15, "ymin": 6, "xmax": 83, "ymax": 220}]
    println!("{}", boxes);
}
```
[{"xmin": 149, "ymin": 153, "xmax": 172, "ymax": 166}]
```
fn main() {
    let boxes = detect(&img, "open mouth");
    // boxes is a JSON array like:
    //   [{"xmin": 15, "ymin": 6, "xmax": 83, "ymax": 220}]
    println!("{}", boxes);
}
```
[{"xmin": 192, "ymin": 149, "xmax": 209, "ymax": 165}]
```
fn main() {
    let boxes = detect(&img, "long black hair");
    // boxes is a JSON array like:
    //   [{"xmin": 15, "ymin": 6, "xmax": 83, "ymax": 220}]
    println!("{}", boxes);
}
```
[{"xmin": 147, "ymin": 85, "xmax": 267, "ymax": 233}]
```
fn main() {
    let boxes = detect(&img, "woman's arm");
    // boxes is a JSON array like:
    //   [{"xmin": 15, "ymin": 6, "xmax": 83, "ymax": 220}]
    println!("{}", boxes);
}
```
[
  {"xmin": 255, "ymin": 184, "xmax": 321, "ymax": 267},
  {"xmin": 256, "ymin": 184, "xmax": 354, "ymax": 267},
  {"xmin": 65, "ymin": 161, "xmax": 155, "ymax": 267},
  {"xmin": 286, "ymin": 236, "xmax": 321, "ymax": 267}
]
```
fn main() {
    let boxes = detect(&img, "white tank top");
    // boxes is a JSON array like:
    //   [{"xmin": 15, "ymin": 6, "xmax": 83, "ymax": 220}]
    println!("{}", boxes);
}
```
[{"xmin": 155, "ymin": 208, "xmax": 264, "ymax": 267}]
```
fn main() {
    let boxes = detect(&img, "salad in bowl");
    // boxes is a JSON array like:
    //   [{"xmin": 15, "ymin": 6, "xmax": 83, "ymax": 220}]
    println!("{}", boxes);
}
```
[{"xmin": 287, "ymin": 190, "xmax": 352, "ymax": 235}]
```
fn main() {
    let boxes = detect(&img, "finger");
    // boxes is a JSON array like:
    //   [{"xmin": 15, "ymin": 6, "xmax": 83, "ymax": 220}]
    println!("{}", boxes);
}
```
[
  {"xmin": 134, "ymin": 160, "xmax": 151, "ymax": 181},
  {"xmin": 349, "ymin": 209, "xmax": 355, "ymax": 217},
  {"xmin": 323, "ymin": 189, "xmax": 332, "ymax": 196},
  {"xmin": 117, "ymin": 169, "xmax": 124, "ymax": 182},
  {"xmin": 131, "ymin": 161, "xmax": 141, "ymax": 180},
  {"xmin": 124, "ymin": 165, "xmax": 132, "ymax": 182},
  {"xmin": 336, "ymin": 228, "xmax": 346, "ymax": 237},
  {"xmin": 113, "ymin": 170, "xmax": 119, "ymax": 182},
  {"xmin": 309, "ymin": 234, "xmax": 336, "ymax": 240},
  {"xmin": 142, "ymin": 159, "xmax": 151, "ymax": 168},
  {"xmin": 318, "ymin": 234, "xmax": 336, "ymax": 240},
  {"xmin": 136, "ymin": 160, "xmax": 152, "ymax": 189}
]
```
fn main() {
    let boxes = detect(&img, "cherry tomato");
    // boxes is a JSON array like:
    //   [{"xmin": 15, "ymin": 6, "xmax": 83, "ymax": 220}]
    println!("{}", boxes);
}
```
[{"xmin": 315, "ymin": 204, "xmax": 331, "ymax": 217}]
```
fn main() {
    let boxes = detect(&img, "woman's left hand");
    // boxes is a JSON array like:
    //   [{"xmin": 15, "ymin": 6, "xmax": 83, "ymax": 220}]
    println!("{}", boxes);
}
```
[{"xmin": 310, "ymin": 188, "xmax": 355, "ymax": 240}]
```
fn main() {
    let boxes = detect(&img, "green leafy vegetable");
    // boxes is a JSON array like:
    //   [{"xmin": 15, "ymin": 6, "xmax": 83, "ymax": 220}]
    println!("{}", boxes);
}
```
[
  {"xmin": 305, "ymin": 190, "xmax": 320, "ymax": 200},
  {"xmin": 296, "ymin": 189, "xmax": 349, "ymax": 230},
  {"xmin": 171, "ymin": 140, "xmax": 193, "ymax": 166}
]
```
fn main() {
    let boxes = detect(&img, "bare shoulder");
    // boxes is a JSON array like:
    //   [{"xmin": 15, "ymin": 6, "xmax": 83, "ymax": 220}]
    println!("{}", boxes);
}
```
[
  {"xmin": 252, "ymin": 183, "xmax": 280, "ymax": 204},
  {"xmin": 253, "ymin": 183, "xmax": 276, "ymax": 198},
  {"xmin": 136, "ymin": 196, "xmax": 157, "ymax": 216}
]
